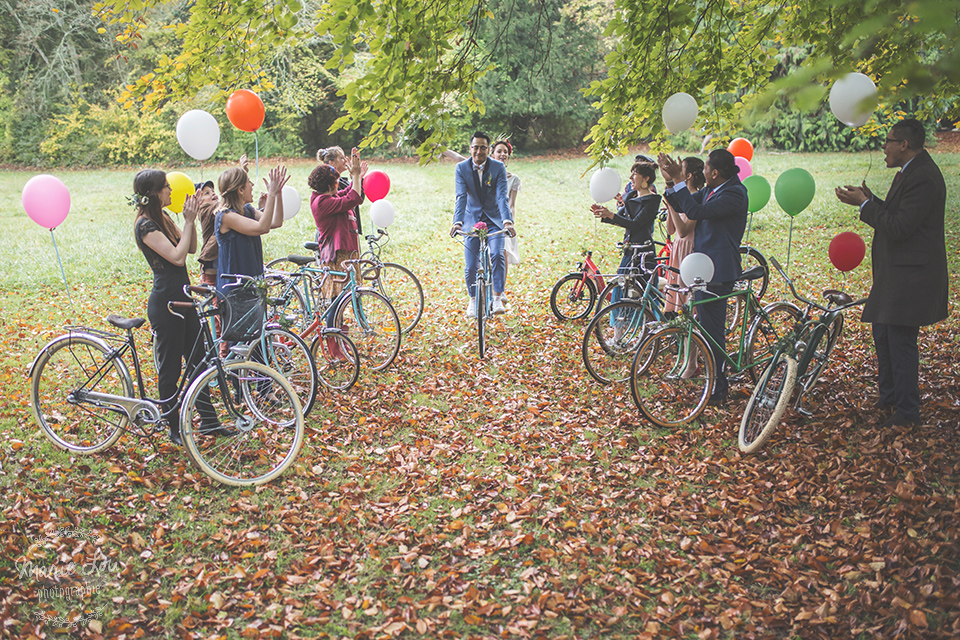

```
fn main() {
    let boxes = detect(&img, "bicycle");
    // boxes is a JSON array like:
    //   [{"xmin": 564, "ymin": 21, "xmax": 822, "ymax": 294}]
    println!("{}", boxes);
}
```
[
  {"xmin": 358, "ymin": 228, "xmax": 424, "ymax": 334},
  {"xmin": 628, "ymin": 264, "xmax": 800, "ymax": 428},
  {"xmin": 29, "ymin": 281, "xmax": 305, "ymax": 486},
  {"xmin": 264, "ymin": 252, "xmax": 396, "ymax": 374},
  {"xmin": 454, "ymin": 226, "xmax": 509, "ymax": 358},
  {"xmin": 581, "ymin": 249, "xmax": 671, "ymax": 384},
  {"xmin": 726, "ymin": 245, "xmax": 771, "ymax": 335},
  {"xmin": 549, "ymin": 250, "xmax": 608, "ymax": 321},
  {"xmin": 738, "ymin": 257, "xmax": 866, "ymax": 454}
]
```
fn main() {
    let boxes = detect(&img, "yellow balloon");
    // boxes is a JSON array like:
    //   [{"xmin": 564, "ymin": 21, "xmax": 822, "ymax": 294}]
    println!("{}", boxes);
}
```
[{"xmin": 166, "ymin": 171, "xmax": 195, "ymax": 213}]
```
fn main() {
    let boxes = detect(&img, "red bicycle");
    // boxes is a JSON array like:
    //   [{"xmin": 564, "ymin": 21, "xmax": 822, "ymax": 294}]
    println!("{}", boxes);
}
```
[{"xmin": 549, "ymin": 250, "xmax": 608, "ymax": 320}]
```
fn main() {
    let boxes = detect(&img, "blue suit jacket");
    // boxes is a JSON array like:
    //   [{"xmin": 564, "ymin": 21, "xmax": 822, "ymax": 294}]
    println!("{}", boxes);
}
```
[
  {"xmin": 664, "ymin": 176, "xmax": 747, "ymax": 283},
  {"xmin": 454, "ymin": 158, "xmax": 513, "ymax": 230}
]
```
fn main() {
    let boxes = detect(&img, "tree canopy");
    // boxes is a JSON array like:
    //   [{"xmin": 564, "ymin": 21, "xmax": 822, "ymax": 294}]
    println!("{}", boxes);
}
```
[{"xmin": 78, "ymin": 0, "xmax": 960, "ymax": 160}]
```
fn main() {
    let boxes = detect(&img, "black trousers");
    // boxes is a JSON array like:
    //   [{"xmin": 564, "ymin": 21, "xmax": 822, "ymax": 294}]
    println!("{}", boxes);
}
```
[
  {"xmin": 872, "ymin": 322, "xmax": 921, "ymax": 421},
  {"xmin": 695, "ymin": 282, "xmax": 733, "ymax": 396},
  {"xmin": 148, "ymin": 292, "xmax": 213, "ymax": 432}
]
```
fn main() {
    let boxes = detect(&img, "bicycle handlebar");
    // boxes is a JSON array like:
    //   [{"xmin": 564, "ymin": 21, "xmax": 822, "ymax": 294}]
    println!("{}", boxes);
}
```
[
  {"xmin": 769, "ymin": 256, "xmax": 867, "ymax": 313},
  {"xmin": 454, "ymin": 228, "xmax": 511, "ymax": 240}
]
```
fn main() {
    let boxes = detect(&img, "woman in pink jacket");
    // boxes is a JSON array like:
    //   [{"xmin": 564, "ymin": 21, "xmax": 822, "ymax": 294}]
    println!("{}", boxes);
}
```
[{"xmin": 308, "ymin": 148, "xmax": 365, "ymax": 301}]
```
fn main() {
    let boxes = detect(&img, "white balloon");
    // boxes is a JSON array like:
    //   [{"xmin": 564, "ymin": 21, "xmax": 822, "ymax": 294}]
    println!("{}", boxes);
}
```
[
  {"xmin": 679, "ymin": 252, "xmax": 715, "ymax": 286},
  {"xmin": 176, "ymin": 110, "xmax": 220, "ymax": 161},
  {"xmin": 589, "ymin": 167, "xmax": 621, "ymax": 203},
  {"xmin": 662, "ymin": 92, "xmax": 699, "ymax": 134},
  {"xmin": 370, "ymin": 198, "xmax": 396, "ymax": 228},
  {"xmin": 829, "ymin": 73, "xmax": 878, "ymax": 128},
  {"xmin": 281, "ymin": 185, "xmax": 301, "ymax": 221}
]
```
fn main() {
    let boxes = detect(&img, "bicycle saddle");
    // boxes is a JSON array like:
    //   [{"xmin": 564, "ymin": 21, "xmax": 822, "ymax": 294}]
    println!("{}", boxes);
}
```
[
  {"xmin": 740, "ymin": 265, "xmax": 766, "ymax": 281},
  {"xmin": 822, "ymin": 289, "xmax": 853, "ymax": 306},
  {"xmin": 106, "ymin": 315, "xmax": 146, "ymax": 330},
  {"xmin": 286, "ymin": 255, "xmax": 315, "ymax": 266},
  {"xmin": 303, "ymin": 241, "xmax": 320, "ymax": 252}
]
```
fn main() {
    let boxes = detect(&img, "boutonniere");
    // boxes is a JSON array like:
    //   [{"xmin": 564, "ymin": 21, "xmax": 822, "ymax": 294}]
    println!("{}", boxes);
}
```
[{"xmin": 485, "ymin": 175, "xmax": 491, "ymax": 188}]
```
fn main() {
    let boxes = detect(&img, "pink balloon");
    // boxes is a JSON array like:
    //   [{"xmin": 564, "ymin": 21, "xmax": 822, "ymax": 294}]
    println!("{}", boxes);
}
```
[
  {"xmin": 22, "ymin": 174, "xmax": 70, "ymax": 229},
  {"xmin": 363, "ymin": 171, "xmax": 391, "ymax": 202},
  {"xmin": 734, "ymin": 156, "xmax": 753, "ymax": 179}
]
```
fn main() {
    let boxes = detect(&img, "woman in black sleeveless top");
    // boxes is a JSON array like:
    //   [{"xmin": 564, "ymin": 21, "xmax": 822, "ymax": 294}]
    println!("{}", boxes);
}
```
[{"xmin": 132, "ymin": 170, "xmax": 217, "ymax": 445}]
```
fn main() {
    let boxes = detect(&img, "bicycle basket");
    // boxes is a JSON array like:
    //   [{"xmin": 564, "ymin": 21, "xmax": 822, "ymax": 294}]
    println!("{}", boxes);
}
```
[{"xmin": 221, "ymin": 283, "xmax": 266, "ymax": 342}]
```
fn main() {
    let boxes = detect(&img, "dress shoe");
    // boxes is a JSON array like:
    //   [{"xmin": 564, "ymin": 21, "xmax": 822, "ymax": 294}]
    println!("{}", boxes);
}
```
[
  {"xmin": 169, "ymin": 426, "xmax": 183, "ymax": 446},
  {"xmin": 873, "ymin": 399, "xmax": 894, "ymax": 410},
  {"xmin": 466, "ymin": 297, "xmax": 477, "ymax": 318},
  {"xmin": 707, "ymin": 391, "xmax": 727, "ymax": 407},
  {"xmin": 880, "ymin": 413, "xmax": 921, "ymax": 428}
]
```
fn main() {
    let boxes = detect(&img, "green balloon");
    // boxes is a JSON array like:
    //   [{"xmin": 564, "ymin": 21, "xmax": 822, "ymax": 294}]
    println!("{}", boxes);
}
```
[
  {"xmin": 743, "ymin": 175, "xmax": 771, "ymax": 213},
  {"xmin": 775, "ymin": 168, "xmax": 816, "ymax": 217}
]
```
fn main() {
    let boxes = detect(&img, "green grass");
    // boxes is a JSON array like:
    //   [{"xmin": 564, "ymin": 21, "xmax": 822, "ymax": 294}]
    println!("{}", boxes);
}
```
[{"xmin": 2, "ymin": 149, "xmax": 960, "ymax": 638}]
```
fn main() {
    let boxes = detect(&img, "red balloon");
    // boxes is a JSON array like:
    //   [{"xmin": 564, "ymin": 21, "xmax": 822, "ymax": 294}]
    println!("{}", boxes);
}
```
[
  {"xmin": 829, "ymin": 231, "xmax": 866, "ymax": 272},
  {"xmin": 728, "ymin": 137, "xmax": 754, "ymax": 161},
  {"xmin": 363, "ymin": 170, "xmax": 391, "ymax": 202},
  {"xmin": 225, "ymin": 90, "xmax": 265, "ymax": 132}
]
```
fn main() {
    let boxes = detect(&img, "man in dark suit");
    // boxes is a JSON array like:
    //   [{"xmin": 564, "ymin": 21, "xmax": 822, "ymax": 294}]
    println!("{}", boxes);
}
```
[
  {"xmin": 449, "ymin": 131, "xmax": 515, "ymax": 317},
  {"xmin": 659, "ymin": 149, "xmax": 748, "ymax": 405},
  {"xmin": 836, "ymin": 118, "xmax": 948, "ymax": 427}
]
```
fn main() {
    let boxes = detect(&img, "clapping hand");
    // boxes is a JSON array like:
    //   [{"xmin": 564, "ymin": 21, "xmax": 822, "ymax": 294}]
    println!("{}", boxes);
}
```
[
  {"xmin": 238, "ymin": 154, "xmax": 251, "ymax": 172},
  {"xmin": 657, "ymin": 152, "xmax": 684, "ymax": 185},
  {"xmin": 181, "ymin": 193, "xmax": 200, "ymax": 224},
  {"xmin": 264, "ymin": 165, "xmax": 290, "ymax": 195},
  {"xmin": 835, "ymin": 184, "xmax": 868, "ymax": 206},
  {"xmin": 591, "ymin": 203, "xmax": 613, "ymax": 220}
]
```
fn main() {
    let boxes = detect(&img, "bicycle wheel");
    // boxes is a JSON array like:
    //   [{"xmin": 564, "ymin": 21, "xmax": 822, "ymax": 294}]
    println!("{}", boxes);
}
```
[
  {"xmin": 582, "ymin": 300, "xmax": 655, "ymax": 384},
  {"xmin": 250, "ymin": 327, "xmax": 318, "ymax": 416},
  {"xmin": 745, "ymin": 301, "xmax": 802, "ymax": 382},
  {"xmin": 550, "ymin": 273, "xmax": 597, "ymax": 321},
  {"xmin": 737, "ymin": 246, "xmax": 769, "ymax": 301},
  {"xmin": 265, "ymin": 257, "xmax": 308, "ymax": 274},
  {"xmin": 31, "ymin": 334, "xmax": 133, "ymax": 454},
  {"xmin": 630, "ymin": 326, "xmax": 715, "ymax": 428},
  {"xmin": 332, "ymin": 289, "xmax": 401, "ymax": 371},
  {"xmin": 369, "ymin": 262, "xmax": 424, "ymax": 334},
  {"xmin": 310, "ymin": 329, "xmax": 361, "ymax": 391},
  {"xmin": 595, "ymin": 278, "xmax": 645, "ymax": 317},
  {"xmin": 477, "ymin": 281, "xmax": 487, "ymax": 358},
  {"xmin": 739, "ymin": 353, "xmax": 797, "ymax": 454},
  {"xmin": 180, "ymin": 361, "xmax": 304, "ymax": 486},
  {"xmin": 797, "ymin": 315, "xmax": 843, "ymax": 394},
  {"xmin": 264, "ymin": 276, "xmax": 310, "ymax": 333}
]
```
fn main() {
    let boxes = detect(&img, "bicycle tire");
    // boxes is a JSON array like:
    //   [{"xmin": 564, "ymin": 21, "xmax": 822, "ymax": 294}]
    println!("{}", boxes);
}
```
[
  {"xmin": 332, "ymin": 288, "xmax": 401, "ymax": 371},
  {"xmin": 798, "ymin": 314, "xmax": 843, "ymax": 395},
  {"xmin": 550, "ymin": 273, "xmax": 597, "ymax": 321},
  {"xmin": 264, "ymin": 276, "xmax": 310, "ymax": 334},
  {"xmin": 310, "ymin": 329, "xmax": 361, "ymax": 391},
  {"xmin": 744, "ymin": 301, "xmax": 802, "ymax": 382},
  {"xmin": 250, "ymin": 327, "xmax": 318, "ymax": 416},
  {"xmin": 477, "ymin": 282, "xmax": 487, "ymax": 358},
  {"xmin": 582, "ymin": 300, "xmax": 655, "ymax": 384},
  {"xmin": 365, "ymin": 262, "xmax": 424, "ymax": 334},
  {"xmin": 30, "ymin": 334, "xmax": 133, "ymax": 454},
  {"xmin": 739, "ymin": 353, "xmax": 797, "ymax": 454},
  {"xmin": 737, "ymin": 246, "xmax": 769, "ymax": 301},
  {"xmin": 265, "ymin": 257, "xmax": 309, "ymax": 273},
  {"xmin": 180, "ymin": 361, "xmax": 304, "ymax": 486},
  {"xmin": 630, "ymin": 326, "xmax": 715, "ymax": 428}
]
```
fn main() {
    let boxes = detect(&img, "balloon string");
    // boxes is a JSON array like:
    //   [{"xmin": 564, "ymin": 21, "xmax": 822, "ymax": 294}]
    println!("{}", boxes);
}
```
[
  {"xmin": 254, "ymin": 132, "xmax": 260, "ymax": 185},
  {"xmin": 744, "ymin": 211, "xmax": 754, "ymax": 245},
  {"xmin": 50, "ymin": 228, "xmax": 76, "ymax": 315},
  {"xmin": 785, "ymin": 218, "xmax": 794, "ymax": 292}
]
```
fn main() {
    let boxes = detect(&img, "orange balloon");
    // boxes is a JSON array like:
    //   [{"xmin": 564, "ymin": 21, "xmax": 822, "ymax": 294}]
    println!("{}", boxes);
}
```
[
  {"xmin": 728, "ymin": 137, "xmax": 754, "ymax": 161},
  {"xmin": 225, "ymin": 89, "xmax": 265, "ymax": 132}
]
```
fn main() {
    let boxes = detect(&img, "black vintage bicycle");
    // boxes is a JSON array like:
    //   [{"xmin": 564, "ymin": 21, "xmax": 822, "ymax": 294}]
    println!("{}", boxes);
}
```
[{"xmin": 29, "ymin": 280, "xmax": 305, "ymax": 486}]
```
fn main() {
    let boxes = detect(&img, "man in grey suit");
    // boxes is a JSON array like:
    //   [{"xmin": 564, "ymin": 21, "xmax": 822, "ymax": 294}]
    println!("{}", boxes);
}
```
[{"xmin": 836, "ymin": 118, "xmax": 948, "ymax": 427}]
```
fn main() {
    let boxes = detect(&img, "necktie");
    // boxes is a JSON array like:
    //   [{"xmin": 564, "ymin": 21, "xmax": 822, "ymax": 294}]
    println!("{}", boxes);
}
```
[
  {"xmin": 704, "ymin": 188, "xmax": 715, "ymax": 202},
  {"xmin": 894, "ymin": 170, "xmax": 902, "ymax": 182}
]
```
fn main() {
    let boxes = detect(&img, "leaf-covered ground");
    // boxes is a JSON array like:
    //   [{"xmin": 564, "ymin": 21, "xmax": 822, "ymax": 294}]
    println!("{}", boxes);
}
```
[{"xmin": 1, "ymin": 154, "xmax": 959, "ymax": 639}]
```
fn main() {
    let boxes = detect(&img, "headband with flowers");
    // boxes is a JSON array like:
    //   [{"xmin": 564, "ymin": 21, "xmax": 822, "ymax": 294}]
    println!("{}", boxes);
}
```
[{"xmin": 127, "ymin": 194, "xmax": 151, "ymax": 207}]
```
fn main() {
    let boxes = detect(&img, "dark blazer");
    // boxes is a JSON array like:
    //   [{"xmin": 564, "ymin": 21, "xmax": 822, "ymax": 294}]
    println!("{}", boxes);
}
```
[
  {"xmin": 664, "ymin": 176, "xmax": 748, "ymax": 283},
  {"xmin": 453, "ymin": 158, "xmax": 512, "ymax": 230},
  {"xmin": 859, "ymin": 149, "xmax": 948, "ymax": 326},
  {"xmin": 602, "ymin": 192, "xmax": 661, "ymax": 247}
]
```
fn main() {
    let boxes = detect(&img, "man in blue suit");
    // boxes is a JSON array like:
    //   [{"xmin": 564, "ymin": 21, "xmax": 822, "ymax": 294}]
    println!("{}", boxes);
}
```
[
  {"xmin": 658, "ymin": 149, "xmax": 748, "ymax": 405},
  {"xmin": 449, "ymin": 131, "xmax": 516, "ymax": 317}
]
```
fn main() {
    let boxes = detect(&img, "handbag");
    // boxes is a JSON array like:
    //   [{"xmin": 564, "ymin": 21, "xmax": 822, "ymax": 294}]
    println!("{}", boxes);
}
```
[{"xmin": 504, "ymin": 235, "xmax": 520, "ymax": 265}]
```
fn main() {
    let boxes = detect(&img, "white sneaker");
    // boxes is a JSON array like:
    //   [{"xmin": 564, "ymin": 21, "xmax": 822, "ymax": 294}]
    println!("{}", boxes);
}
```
[
  {"xmin": 492, "ymin": 297, "xmax": 506, "ymax": 315},
  {"xmin": 466, "ymin": 297, "xmax": 477, "ymax": 318}
]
